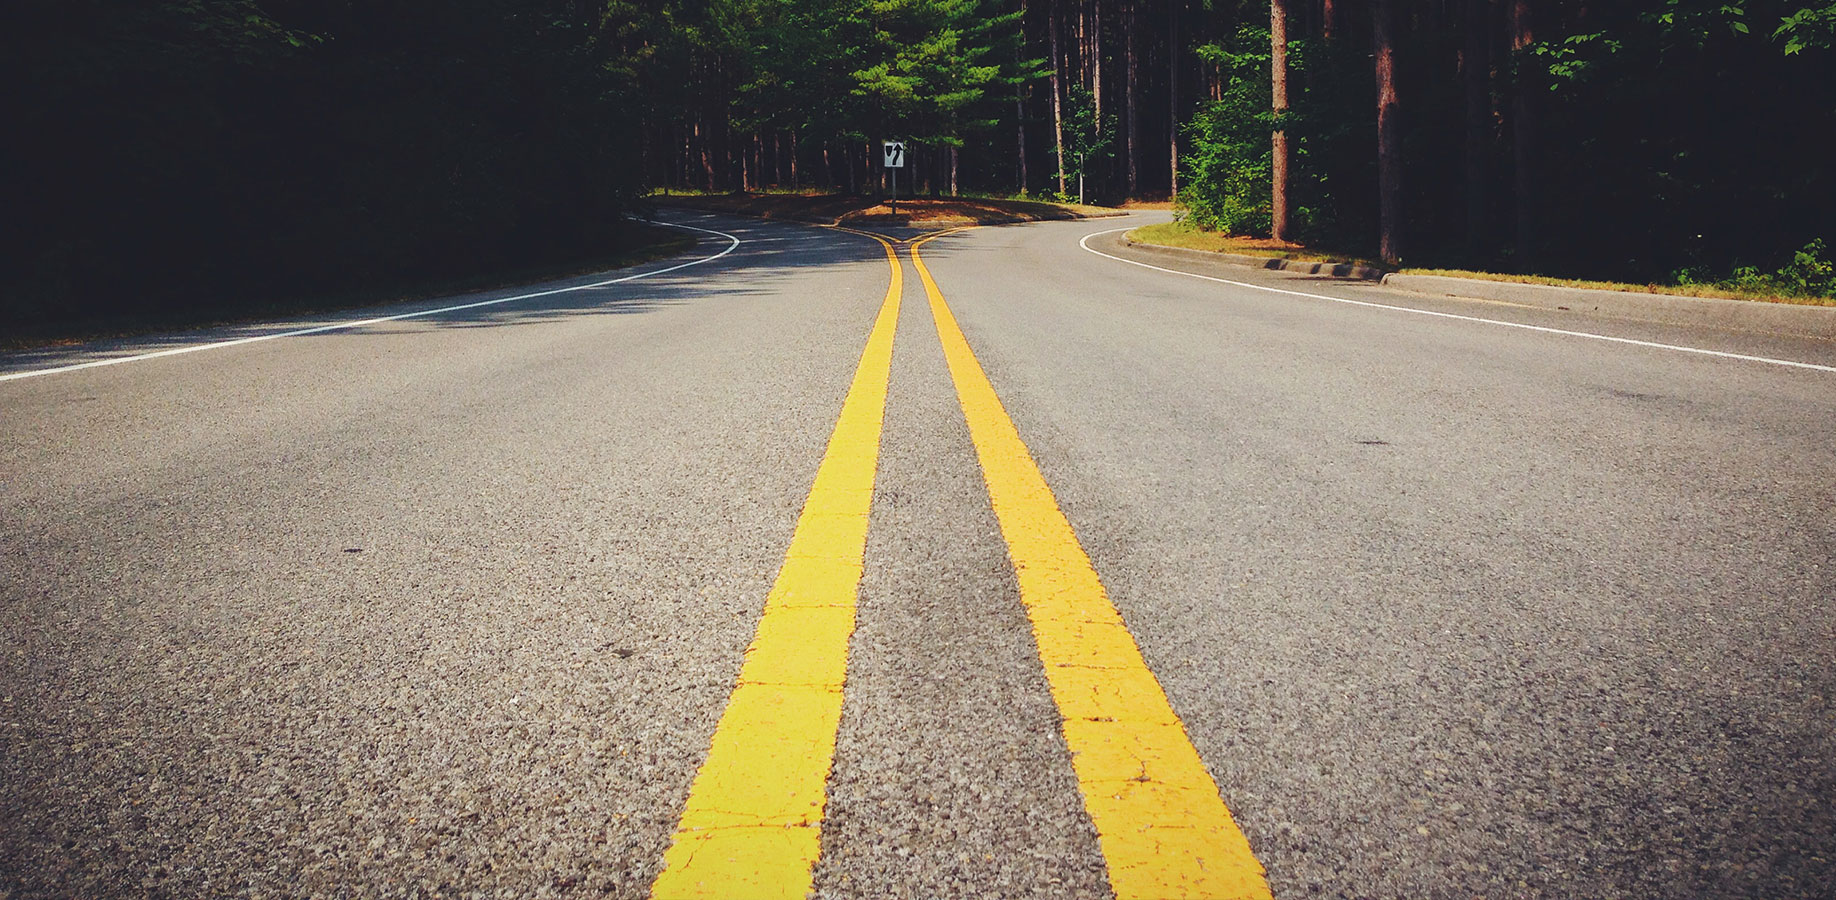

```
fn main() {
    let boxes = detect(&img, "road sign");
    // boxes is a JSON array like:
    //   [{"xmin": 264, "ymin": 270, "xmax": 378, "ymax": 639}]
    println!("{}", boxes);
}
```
[{"xmin": 882, "ymin": 141, "xmax": 906, "ymax": 169}]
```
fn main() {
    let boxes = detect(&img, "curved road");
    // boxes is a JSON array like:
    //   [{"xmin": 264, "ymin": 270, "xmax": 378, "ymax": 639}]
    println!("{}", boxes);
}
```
[{"xmin": 3, "ymin": 211, "xmax": 1833, "ymax": 899}]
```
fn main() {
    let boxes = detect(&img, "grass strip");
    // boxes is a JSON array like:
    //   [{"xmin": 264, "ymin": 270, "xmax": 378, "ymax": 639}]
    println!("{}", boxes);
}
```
[{"xmin": 1128, "ymin": 221, "xmax": 1836, "ymax": 308}]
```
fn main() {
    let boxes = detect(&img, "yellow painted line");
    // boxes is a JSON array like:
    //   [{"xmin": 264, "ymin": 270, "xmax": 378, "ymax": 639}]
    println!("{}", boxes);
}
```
[
  {"xmin": 828, "ymin": 223, "xmax": 902, "ymax": 243},
  {"xmin": 910, "ymin": 233, "xmax": 1273, "ymax": 900},
  {"xmin": 651, "ymin": 235, "xmax": 902, "ymax": 900},
  {"xmin": 827, "ymin": 223, "xmax": 975, "ymax": 245}
]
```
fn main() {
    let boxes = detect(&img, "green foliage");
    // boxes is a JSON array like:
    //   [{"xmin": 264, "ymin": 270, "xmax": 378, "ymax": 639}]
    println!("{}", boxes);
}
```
[
  {"xmin": 847, "ymin": 0, "xmax": 1040, "ymax": 140},
  {"xmin": 1178, "ymin": 23, "xmax": 1367, "ymax": 245},
  {"xmin": 1179, "ymin": 27, "xmax": 1273, "ymax": 235},
  {"xmin": 1775, "ymin": 3, "xmax": 1836, "ymax": 53},
  {"xmin": 1060, "ymin": 86, "xmax": 1116, "ymax": 183},
  {"xmin": 1530, "ymin": 32, "xmax": 1626, "ymax": 91},
  {"xmin": 1782, "ymin": 239, "xmax": 1836, "ymax": 294},
  {"xmin": 1676, "ymin": 240, "xmax": 1836, "ymax": 297}
]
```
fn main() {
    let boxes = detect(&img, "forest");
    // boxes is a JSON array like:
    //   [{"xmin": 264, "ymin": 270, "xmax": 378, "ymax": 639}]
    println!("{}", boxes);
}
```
[{"xmin": 5, "ymin": 0, "xmax": 1834, "ymax": 333}]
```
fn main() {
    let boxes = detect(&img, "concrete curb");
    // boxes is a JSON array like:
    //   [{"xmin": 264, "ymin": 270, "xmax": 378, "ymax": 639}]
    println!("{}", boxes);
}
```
[{"xmin": 1120, "ymin": 238, "xmax": 1836, "ymax": 341}]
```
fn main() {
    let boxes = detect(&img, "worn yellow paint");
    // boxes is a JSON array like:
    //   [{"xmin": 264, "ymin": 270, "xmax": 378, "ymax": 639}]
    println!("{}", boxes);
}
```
[
  {"xmin": 650, "ymin": 236, "xmax": 902, "ymax": 900},
  {"xmin": 827, "ymin": 223, "xmax": 973, "ymax": 246},
  {"xmin": 909, "ymin": 233, "xmax": 1273, "ymax": 900}
]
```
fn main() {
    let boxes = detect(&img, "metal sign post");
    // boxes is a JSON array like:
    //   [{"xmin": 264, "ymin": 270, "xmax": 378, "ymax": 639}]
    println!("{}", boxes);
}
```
[{"xmin": 882, "ymin": 141, "xmax": 905, "ymax": 214}]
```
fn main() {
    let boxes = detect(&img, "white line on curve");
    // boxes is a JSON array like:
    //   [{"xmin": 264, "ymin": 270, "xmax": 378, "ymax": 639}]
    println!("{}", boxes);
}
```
[
  {"xmin": 1078, "ymin": 227, "xmax": 1836, "ymax": 375},
  {"xmin": 0, "ymin": 220, "xmax": 742, "ymax": 384}
]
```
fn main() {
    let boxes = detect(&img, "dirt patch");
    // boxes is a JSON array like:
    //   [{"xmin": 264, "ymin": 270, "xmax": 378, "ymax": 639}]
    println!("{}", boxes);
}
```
[{"xmin": 653, "ymin": 192, "xmax": 1123, "ymax": 228}]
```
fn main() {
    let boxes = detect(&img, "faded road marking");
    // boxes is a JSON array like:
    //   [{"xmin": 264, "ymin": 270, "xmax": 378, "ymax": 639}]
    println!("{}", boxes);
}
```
[
  {"xmin": 0, "ymin": 221, "xmax": 742, "ymax": 384},
  {"xmin": 912, "ymin": 232, "xmax": 1273, "ymax": 900},
  {"xmin": 1080, "ymin": 227, "xmax": 1836, "ymax": 375}
]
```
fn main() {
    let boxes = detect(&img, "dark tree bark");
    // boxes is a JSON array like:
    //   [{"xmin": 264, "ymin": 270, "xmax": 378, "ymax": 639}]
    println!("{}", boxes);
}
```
[
  {"xmin": 1322, "ymin": 0, "xmax": 1339, "ymax": 40},
  {"xmin": 1510, "ymin": 0, "xmax": 1536, "ymax": 270},
  {"xmin": 695, "ymin": 117, "xmax": 714, "ymax": 191},
  {"xmin": 1051, "ymin": 0, "xmax": 1068, "ymax": 194},
  {"xmin": 1169, "ymin": 0, "xmax": 1180, "ymax": 197},
  {"xmin": 1126, "ymin": 0, "xmax": 1140, "ymax": 195},
  {"xmin": 1093, "ymin": 0, "xmax": 1104, "ymax": 148},
  {"xmin": 1463, "ymin": 0, "xmax": 1492, "ymax": 257},
  {"xmin": 1374, "ymin": 0, "xmax": 1402, "ymax": 265},
  {"xmin": 1272, "ymin": 0, "xmax": 1292, "ymax": 241},
  {"xmin": 1018, "ymin": 0, "xmax": 1030, "ymax": 194}
]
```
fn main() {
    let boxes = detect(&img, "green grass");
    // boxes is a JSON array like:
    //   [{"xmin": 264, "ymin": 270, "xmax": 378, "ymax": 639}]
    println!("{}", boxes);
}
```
[
  {"xmin": 1128, "ymin": 221, "xmax": 1836, "ymax": 308},
  {"xmin": 1398, "ymin": 268, "xmax": 1836, "ymax": 307},
  {"xmin": 1126, "ymin": 221, "xmax": 1382, "ymax": 268}
]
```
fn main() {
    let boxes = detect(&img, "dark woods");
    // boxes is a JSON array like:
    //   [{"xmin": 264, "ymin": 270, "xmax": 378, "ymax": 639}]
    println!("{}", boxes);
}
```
[
  {"xmin": 3, "ymin": 0, "xmax": 648, "ymax": 333},
  {"xmin": 4, "ymin": 0, "xmax": 1833, "ymax": 332},
  {"xmin": 1185, "ymin": 0, "xmax": 1836, "ymax": 279}
]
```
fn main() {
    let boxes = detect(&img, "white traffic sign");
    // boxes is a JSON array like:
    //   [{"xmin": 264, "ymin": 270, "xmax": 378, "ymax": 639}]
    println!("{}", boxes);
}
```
[{"xmin": 882, "ymin": 141, "xmax": 906, "ymax": 168}]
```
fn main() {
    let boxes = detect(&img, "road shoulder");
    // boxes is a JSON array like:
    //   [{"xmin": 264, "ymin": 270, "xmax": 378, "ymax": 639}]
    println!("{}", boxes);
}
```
[{"xmin": 1112, "ymin": 233, "xmax": 1836, "ymax": 341}]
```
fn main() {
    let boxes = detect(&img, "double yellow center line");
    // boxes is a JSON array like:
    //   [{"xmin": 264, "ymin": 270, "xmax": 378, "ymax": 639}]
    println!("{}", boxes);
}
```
[{"xmin": 652, "ymin": 229, "xmax": 1270, "ymax": 900}]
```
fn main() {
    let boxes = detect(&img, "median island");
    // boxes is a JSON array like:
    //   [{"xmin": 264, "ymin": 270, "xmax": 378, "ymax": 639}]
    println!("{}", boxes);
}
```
[{"xmin": 654, "ymin": 192, "xmax": 1123, "ymax": 229}]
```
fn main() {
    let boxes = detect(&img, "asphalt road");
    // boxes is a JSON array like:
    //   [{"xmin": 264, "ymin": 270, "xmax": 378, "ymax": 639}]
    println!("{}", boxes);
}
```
[{"xmin": 3, "ymin": 211, "xmax": 1832, "ymax": 899}]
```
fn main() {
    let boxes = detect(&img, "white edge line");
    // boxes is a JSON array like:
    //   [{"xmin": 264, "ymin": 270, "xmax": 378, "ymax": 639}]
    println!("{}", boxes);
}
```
[
  {"xmin": 0, "ymin": 220, "xmax": 742, "ymax": 384},
  {"xmin": 1079, "ymin": 227, "xmax": 1836, "ymax": 375}
]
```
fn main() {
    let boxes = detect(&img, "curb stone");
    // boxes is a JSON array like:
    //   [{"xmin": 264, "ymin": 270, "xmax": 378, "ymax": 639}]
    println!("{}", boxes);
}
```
[
  {"xmin": 1120, "ymin": 238, "xmax": 1836, "ymax": 341},
  {"xmin": 1123, "ymin": 239, "xmax": 1387, "ymax": 280}
]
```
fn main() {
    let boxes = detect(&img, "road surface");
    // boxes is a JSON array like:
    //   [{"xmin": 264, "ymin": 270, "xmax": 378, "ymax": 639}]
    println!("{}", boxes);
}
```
[{"xmin": 3, "ymin": 211, "xmax": 1833, "ymax": 899}]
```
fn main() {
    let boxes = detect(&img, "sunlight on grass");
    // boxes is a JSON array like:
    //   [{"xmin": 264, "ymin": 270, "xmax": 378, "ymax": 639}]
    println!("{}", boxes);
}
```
[
  {"xmin": 1398, "ymin": 269, "xmax": 1836, "ymax": 307},
  {"xmin": 1128, "ymin": 221, "xmax": 1836, "ymax": 308},
  {"xmin": 1127, "ymin": 221, "xmax": 1381, "ymax": 268}
]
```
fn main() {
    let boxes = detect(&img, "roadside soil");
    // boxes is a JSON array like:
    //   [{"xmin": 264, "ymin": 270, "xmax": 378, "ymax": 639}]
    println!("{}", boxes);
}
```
[
  {"xmin": 1126, "ymin": 221, "xmax": 1836, "ymax": 308},
  {"xmin": 652, "ymin": 192, "xmax": 1123, "ymax": 228}
]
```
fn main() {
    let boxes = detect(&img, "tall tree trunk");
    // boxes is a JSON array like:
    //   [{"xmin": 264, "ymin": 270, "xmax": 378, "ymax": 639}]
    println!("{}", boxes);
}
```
[
  {"xmin": 1169, "ymin": 0, "xmax": 1180, "ymax": 197},
  {"xmin": 1322, "ymin": 0, "xmax": 1338, "ymax": 40},
  {"xmin": 1017, "ymin": 92, "xmax": 1029, "ymax": 193},
  {"xmin": 1077, "ymin": 0, "xmax": 1089, "ymax": 89},
  {"xmin": 1051, "ymin": 0, "xmax": 1068, "ymax": 195},
  {"xmin": 950, "ymin": 146, "xmax": 960, "ymax": 195},
  {"xmin": 719, "ymin": 94, "xmax": 736, "ymax": 193},
  {"xmin": 1271, "ymin": 0, "xmax": 1292, "ymax": 241},
  {"xmin": 1463, "ymin": 0, "xmax": 1492, "ymax": 258},
  {"xmin": 789, "ymin": 128, "xmax": 798, "ymax": 187},
  {"xmin": 742, "ymin": 132, "xmax": 754, "ymax": 192},
  {"xmin": 695, "ymin": 117, "xmax": 713, "ymax": 191},
  {"xmin": 1126, "ymin": 0, "xmax": 1140, "ymax": 195},
  {"xmin": 1018, "ymin": 0, "xmax": 1030, "ymax": 194},
  {"xmin": 1374, "ymin": 0, "xmax": 1402, "ymax": 265},
  {"xmin": 1510, "ymin": 0, "xmax": 1536, "ymax": 270},
  {"xmin": 1093, "ymin": 0, "xmax": 1104, "ymax": 138}
]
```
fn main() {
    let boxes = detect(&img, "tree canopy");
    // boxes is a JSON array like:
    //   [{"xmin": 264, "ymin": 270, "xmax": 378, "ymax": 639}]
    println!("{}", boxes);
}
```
[{"xmin": 6, "ymin": 0, "xmax": 1834, "ymax": 333}]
